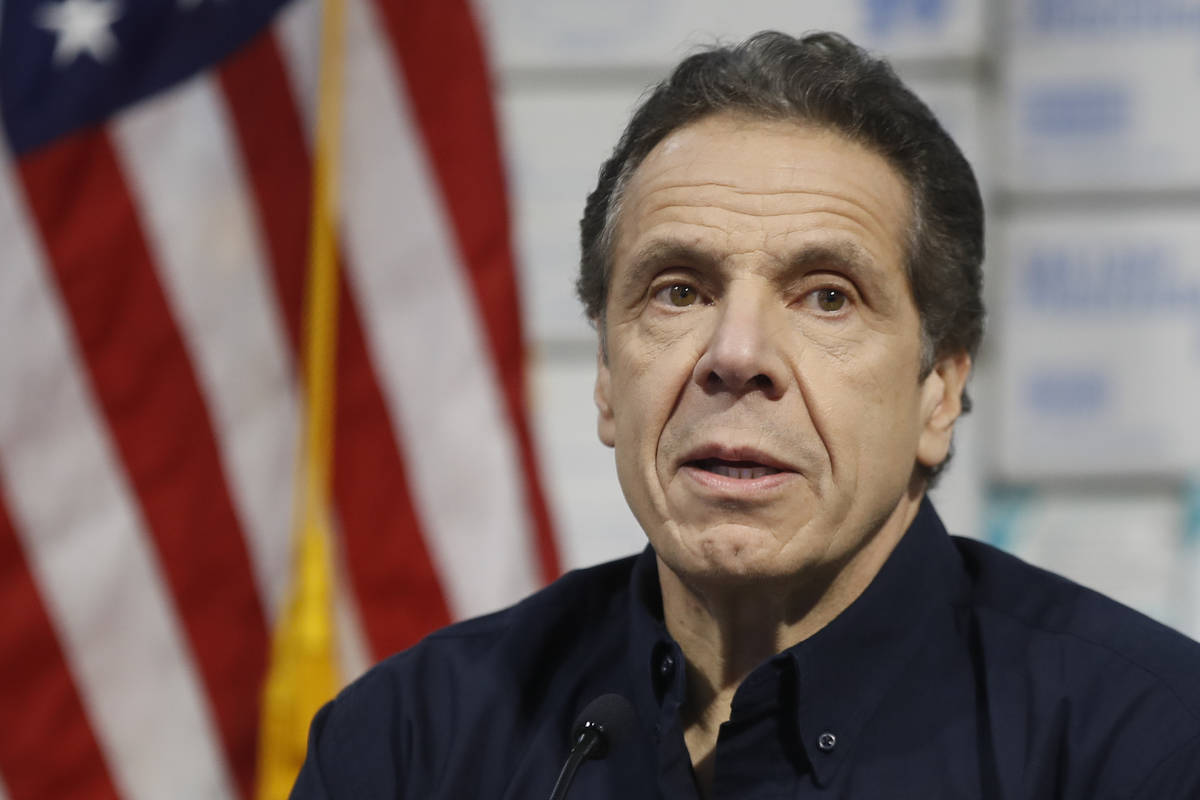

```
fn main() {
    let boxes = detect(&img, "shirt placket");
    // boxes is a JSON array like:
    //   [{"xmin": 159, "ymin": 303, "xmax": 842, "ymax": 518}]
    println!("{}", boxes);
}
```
[{"xmin": 711, "ymin": 657, "xmax": 810, "ymax": 798}]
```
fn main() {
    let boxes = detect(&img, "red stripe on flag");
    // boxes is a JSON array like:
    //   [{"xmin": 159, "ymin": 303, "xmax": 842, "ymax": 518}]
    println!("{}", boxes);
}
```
[
  {"xmin": 0, "ymin": 487, "xmax": 122, "ymax": 800},
  {"xmin": 369, "ymin": 0, "xmax": 561, "ymax": 583},
  {"xmin": 218, "ymin": 32, "xmax": 452, "ymax": 656},
  {"xmin": 17, "ymin": 131, "xmax": 268, "ymax": 798}
]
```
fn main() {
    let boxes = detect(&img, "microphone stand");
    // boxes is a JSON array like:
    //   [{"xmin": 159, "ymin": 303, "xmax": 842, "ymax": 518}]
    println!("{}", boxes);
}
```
[{"xmin": 547, "ymin": 720, "xmax": 605, "ymax": 800}]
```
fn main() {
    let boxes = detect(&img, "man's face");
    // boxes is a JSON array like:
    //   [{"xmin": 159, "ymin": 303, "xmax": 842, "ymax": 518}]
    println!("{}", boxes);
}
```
[{"xmin": 595, "ymin": 113, "xmax": 967, "ymax": 588}]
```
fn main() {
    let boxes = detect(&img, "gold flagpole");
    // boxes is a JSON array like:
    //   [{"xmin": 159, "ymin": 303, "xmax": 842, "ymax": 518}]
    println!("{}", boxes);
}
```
[{"xmin": 255, "ymin": 0, "xmax": 346, "ymax": 795}]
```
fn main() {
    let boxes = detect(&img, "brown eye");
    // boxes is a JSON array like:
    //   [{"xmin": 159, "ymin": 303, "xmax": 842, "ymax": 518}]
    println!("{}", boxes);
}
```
[
  {"xmin": 667, "ymin": 284, "xmax": 697, "ymax": 307},
  {"xmin": 816, "ymin": 289, "xmax": 846, "ymax": 312}
]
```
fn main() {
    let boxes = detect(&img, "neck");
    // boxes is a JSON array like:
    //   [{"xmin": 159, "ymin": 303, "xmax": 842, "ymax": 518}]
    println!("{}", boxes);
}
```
[{"xmin": 658, "ymin": 488, "xmax": 925, "ymax": 785}]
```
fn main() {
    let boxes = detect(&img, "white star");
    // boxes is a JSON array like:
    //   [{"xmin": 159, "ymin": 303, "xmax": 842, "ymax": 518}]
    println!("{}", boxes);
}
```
[{"xmin": 35, "ymin": 0, "xmax": 122, "ymax": 68}]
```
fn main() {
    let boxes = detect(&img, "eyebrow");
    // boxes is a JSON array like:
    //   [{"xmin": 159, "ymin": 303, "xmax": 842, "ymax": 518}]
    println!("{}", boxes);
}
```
[
  {"xmin": 622, "ymin": 239, "xmax": 718, "ymax": 289},
  {"xmin": 623, "ymin": 237, "xmax": 886, "ymax": 287},
  {"xmin": 787, "ymin": 241, "xmax": 886, "ymax": 284}
]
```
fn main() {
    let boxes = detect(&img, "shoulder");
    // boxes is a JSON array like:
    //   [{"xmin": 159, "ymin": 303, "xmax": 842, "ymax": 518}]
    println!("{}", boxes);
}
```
[
  {"xmin": 291, "ymin": 554, "xmax": 642, "ymax": 797},
  {"xmin": 350, "ymin": 550, "xmax": 637, "ymax": 706},
  {"xmin": 953, "ymin": 535, "xmax": 1200, "ymax": 707},
  {"xmin": 950, "ymin": 536, "xmax": 1200, "ymax": 796},
  {"xmin": 409, "ymin": 551, "xmax": 639, "ymax": 679}
]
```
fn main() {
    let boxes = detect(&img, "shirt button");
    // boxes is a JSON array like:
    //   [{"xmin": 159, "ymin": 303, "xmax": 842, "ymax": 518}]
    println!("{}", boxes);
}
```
[
  {"xmin": 817, "ymin": 732, "xmax": 837, "ymax": 752},
  {"xmin": 658, "ymin": 652, "xmax": 676, "ymax": 678}
]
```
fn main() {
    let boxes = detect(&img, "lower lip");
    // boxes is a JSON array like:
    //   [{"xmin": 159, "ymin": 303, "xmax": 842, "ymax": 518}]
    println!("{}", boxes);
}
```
[{"xmin": 680, "ymin": 464, "xmax": 795, "ymax": 496}]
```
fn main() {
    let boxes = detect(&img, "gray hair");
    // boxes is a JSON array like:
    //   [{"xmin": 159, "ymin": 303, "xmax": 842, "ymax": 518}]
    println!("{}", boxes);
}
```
[{"xmin": 576, "ymin": 31, "xmax": 985, "ymax": 480}]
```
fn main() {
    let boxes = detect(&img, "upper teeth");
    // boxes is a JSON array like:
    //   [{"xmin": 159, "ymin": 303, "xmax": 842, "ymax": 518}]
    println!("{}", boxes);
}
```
[{"xmin": 710, "ymin": 464, "xmax": 778, "ymax": 479}]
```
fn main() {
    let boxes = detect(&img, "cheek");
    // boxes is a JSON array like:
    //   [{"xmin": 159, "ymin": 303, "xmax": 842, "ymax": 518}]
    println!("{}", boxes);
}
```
[
  {"xmin": 609, "ymin": 359, "xmax": 675, "ymax": 459},
  {"xmin": 809, "ymin": 349, "xmax": 924, "ymax": 466},
  {"xmin": 612, "ymin": 331, "xmax": 704, "ymax": 421}
]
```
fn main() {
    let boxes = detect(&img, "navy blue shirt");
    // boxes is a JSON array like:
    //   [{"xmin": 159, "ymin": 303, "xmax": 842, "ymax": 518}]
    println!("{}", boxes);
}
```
[{"xmin": 291, "ymin": 500, "xmax": 1200, "ymax": 798}]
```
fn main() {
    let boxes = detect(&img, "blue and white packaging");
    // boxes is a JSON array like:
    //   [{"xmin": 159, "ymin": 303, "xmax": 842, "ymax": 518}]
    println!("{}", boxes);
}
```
[
  {"xmin": 478, "ymin": 0, "xmax": 986, "ymax": 70},
  {"xmin": 996, "ymin": 211, "xmax": 1200, "ymax": 478},
  {"xmin": 1002, "ymin": 0, "xmax": 1200, "ymax": 190}
]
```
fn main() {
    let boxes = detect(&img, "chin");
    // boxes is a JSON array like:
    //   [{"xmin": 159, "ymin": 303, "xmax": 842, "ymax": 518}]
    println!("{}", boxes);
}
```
[{"xmin": 671, "ymin": 523, "xmax": 815, "ymax": 583}]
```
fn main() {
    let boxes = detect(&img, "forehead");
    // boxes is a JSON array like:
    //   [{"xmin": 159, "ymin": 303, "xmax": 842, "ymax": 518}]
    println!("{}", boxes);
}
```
[{"xmin": 613, "ymin": 114, "xmax": 913, "ymax": 278}]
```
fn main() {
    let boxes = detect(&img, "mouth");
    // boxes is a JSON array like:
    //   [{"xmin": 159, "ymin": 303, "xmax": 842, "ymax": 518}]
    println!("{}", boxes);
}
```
[
  {"xmin": 677, "ymin": 445, "xmax": 797, "ymax": 495},
  {"xmin": 688, "ymin": 458, "xmax": 783, "ymax": 480},
  {"xmin": 679, "ymin": 454, "xmax": 793, "ymax": 497}
]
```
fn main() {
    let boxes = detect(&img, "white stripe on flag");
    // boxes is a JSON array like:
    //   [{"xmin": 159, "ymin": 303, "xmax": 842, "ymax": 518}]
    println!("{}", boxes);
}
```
[
  {"xmin": 0, "ymin": 157, "xmax": 237, "ymax": 799},
  {"xmin": 111, "ymin": 74, "xmax": 299, "ymax": 621},
  {"xmin": 333, "ymin": 0, "xmax": 538, "ymax": 618},
  {"xmin": 275, "ymin": 0, "xmax": 320, "ymax": 133}
]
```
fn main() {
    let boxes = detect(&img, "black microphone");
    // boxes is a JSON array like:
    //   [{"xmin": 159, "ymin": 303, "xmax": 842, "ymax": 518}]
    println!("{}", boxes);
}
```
[{"xmin": 547, "ymin": 693, "xmax": 636, "ymax": 800}]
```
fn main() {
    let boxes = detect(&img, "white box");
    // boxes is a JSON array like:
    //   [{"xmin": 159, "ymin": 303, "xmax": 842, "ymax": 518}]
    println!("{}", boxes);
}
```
[
  {"xmin": 478, "ymin": 0, "xmax": 987, "ymax": 71},
  {"xmin": 995, "ymin": 211, "xmax": 1200, "ymax": 478},
  {"xmin": 1001, "ymin": 0, "xmax": 1200, "ymax": 190}
]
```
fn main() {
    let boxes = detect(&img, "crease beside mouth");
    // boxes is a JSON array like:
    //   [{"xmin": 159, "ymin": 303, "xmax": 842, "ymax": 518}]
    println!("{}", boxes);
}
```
[{"xmin": 690, "ymin": 458, "xmax": 781, "ymax": 479}]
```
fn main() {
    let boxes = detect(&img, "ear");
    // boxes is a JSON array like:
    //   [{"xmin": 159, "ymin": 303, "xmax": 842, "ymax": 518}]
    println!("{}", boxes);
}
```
[
  {"xmin": 594, "ymin": 343, "xmax": 616, "ymax": 448},
  {"xmin": 916, "ymin": 351, "xmax": 972, "ymax": 470}
]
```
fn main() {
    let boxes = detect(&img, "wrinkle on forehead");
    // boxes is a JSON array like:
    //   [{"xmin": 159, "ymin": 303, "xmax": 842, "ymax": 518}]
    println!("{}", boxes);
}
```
[
  {"xmin": 634, "ymin": 117, "xmax": 905, "ymax": 197},
  {"xmin": 614, "ymin": 118, "xmax": 912, "ymax": 275}
]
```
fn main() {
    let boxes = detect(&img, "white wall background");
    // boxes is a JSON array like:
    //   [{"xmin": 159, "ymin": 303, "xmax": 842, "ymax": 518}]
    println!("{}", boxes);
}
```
[{"xmin": 474, "ymin": 0, "xmax": 1200, "ymax": 640}]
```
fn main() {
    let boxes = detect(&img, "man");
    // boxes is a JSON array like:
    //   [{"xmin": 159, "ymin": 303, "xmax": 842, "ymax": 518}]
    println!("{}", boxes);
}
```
[{"xmin": 292, "ymin": 32, "xmax": 1200, "ymax": 799}]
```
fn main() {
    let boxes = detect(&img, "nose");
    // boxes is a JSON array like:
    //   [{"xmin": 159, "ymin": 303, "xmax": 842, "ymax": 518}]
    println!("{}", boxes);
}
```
[{"xmin": 692, "ymin": 289, "xmax": 788, "ymax": 399}]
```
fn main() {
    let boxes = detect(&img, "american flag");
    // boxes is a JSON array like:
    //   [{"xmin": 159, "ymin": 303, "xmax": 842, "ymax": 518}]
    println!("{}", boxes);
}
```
[{"xmin": 0, "ymin": 0, "xmax": 559, "ymax": 797}]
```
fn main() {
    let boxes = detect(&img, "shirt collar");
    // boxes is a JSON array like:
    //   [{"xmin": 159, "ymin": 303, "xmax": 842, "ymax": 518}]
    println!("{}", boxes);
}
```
[{"xmin": 625, "ymin": 497, "xmax": 963, "ymax": 787}]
